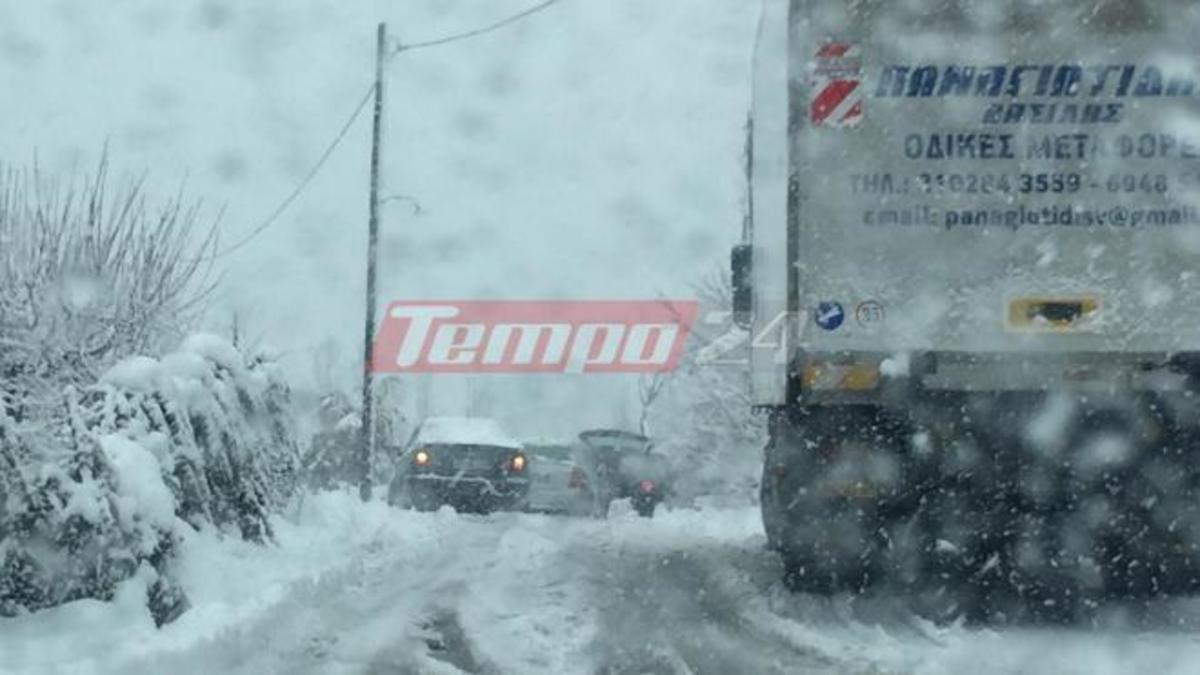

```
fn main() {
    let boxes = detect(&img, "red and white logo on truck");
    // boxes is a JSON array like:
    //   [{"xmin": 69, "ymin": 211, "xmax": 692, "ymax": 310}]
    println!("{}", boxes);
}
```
[
  {"xmin": 810, "ymin": 41, "xmax": 863, "ymax": 128},
  {"xmin": 372, "ymin": 300, "xmax": 698, "ymax": 374}
]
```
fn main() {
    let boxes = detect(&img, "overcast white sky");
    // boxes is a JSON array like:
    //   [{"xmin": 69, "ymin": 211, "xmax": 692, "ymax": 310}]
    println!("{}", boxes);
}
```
[{"xmin": 0, "ymin": 0, "xmax": 758, "ymax": 435}]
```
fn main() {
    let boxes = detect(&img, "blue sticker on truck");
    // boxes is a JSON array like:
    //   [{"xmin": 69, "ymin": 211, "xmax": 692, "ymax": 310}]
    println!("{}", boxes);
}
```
[{"xmin": 815, "ymin": 302, "xmax": 845, "ymax": 331}]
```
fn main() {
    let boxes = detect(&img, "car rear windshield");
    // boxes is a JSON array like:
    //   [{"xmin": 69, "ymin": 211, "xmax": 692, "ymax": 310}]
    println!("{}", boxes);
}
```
[
  {"xmin": 423, "ymin": 443, "xmax": 516, "ymax": 455},
  {"xmin": 527, "ymin": 444, "xmax": 572, "ymax": 461}
]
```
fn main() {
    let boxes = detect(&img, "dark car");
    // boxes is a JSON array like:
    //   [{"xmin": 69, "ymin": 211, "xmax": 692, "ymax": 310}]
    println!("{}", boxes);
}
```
[
  {"xmin": 388, "ymin": 417, "xmax": 530, "ymax": 514},
  {"xmin": 576, "ymin": 429, "xmax": 672, "ymax": 518},
  {"xmin": 617, "ymin": 449, "xmax": 672, "ymax": 518}
]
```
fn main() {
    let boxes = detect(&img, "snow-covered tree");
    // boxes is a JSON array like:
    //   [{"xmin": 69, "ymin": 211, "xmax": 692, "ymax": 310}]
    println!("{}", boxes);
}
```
[
  {"xmin": 83, "ymin": 336, "xmax": 301, "ymax": 540},
  {"xmin": 0, "ymin": 390, "xmax": 186, "ymax": 624},
  {"xmin": 302, "ymin": 378, "xmax": 407, "ymax": 491},
  {"xmin": 0, "ymin": 336, "xmax": 301, "ymax": 624},
  {"xmin": 0, "ymin": 157, "xmax": 216, "ymax": 418},
  {"xmin": 645, "ymin": 265, "xmax": 766, "ymax": 504},
  {"xmin": 0, "ymin": 160, "xmax": 303, "ymax": 625}
]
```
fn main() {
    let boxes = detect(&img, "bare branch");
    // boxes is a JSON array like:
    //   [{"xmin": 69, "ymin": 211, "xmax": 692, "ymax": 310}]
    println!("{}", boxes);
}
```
[{"xmin": 0, "ymin": 154, "xmax": 218, "ymax": 412}]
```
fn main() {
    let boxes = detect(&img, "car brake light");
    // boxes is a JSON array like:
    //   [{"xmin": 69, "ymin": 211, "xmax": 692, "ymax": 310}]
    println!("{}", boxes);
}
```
[
  {"xmin": 638, "ymin": 479, "xmax": 655, "ymax": 494},
  {"xmin": 568, "ymin": 467, "xmax": 586, "ymax": 488},
  {"xmin": 414, "ymin": 449, "xmax": 431, "ymax": 466},
  {"xmin": 510, "ymin": 454, "xmax": 526, "ymax": 472}
]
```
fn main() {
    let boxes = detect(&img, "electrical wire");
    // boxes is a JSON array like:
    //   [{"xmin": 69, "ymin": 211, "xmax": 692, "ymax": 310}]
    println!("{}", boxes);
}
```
[
  {"xmin": 392, "ymin": 0, "xmax": 566, "ymax": 55},
  {"xmin": 204, "ymin": 0, "xmax": 567, "ymax": 259},
  {"xmin": 204, "ymin": 83, "xmax": 376, "ymax": 260}
]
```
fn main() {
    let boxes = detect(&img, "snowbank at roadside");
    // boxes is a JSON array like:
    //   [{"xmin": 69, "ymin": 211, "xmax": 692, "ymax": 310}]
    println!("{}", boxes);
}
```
[
  {"xmin": 8, "ymin": 496, "xmax": 1200, "ymax": 675},
  {"xmin": 0, "ymin": 490, "xmax": 407, "ymax": 675},
  {"xmin": 0, "ymin": 496, "xmax": 752, "ymax": 675}
]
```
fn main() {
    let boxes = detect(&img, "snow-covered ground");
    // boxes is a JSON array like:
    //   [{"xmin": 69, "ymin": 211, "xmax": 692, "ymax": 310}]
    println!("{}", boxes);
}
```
[{"xmin": 4, "ymin": 492, "xmax": 1200, "ymax": 675}]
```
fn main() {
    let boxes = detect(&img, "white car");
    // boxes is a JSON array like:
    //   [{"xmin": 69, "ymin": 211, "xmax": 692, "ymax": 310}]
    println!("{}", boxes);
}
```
[{"xmin": 523, "ymin": 442, "xmax": 607, "ymax": 517}]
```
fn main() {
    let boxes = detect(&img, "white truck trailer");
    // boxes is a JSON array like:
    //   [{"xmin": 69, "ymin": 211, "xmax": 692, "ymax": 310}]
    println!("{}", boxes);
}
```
[{"xmin": 736, "ymin": 0, "xmax": 1200, "ymax": 620}]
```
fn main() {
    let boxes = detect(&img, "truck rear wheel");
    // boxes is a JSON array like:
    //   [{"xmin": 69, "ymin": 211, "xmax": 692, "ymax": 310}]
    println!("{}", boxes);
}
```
[
  {"xmin": 768, "ymin": 392, "xmax": 1200, "ymax": 620},
  {"xmin": 1029, "ymin": 399, "xmax": 1200, "ymax": 604},
  {"xmin": 764, "ymin": 405, "xmax": 901, "ymax": 595},
  {"xmin": 920, "ymin": 393, "xmax": 1200, "ymax": 622},
  {"xmin": 781, "ymin": 550, "xmax": 875, "ymax": 595}
]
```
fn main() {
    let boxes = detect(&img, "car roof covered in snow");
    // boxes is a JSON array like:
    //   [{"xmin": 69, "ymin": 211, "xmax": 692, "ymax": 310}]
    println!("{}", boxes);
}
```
[
  {"xmin": 578, "ymin": 429, "xmax": 650, "ymax": 450},
  {"xmin": 578, "ymin": 428, "xmax": 648, "ymax": 442},
  {"xmin": 412, "ymin": 417, "xmax": 522, "ymax": 450}
]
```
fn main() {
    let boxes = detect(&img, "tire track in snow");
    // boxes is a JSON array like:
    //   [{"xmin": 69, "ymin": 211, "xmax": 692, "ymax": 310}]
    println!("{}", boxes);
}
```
[
  {"xmin": 119, "ymin": 506, "xmax": 940, "ymax": 674},
  {"xmin": 132, "ymin": 511, "xmax": 514, "ymax": 675},
  {"xmin": 562, "ymin": 519, "xmax": 847, "ymax": 674}
]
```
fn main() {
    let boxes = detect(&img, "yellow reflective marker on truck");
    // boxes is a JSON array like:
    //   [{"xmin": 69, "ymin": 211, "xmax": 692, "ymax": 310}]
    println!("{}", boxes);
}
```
[
  {"xmin": 801, "ymin": 362, "xmax": 880, "ymax": 391},
  {"xmin": 1006, "ymin": 297, "xmax": 1100, "ymax": 332}
]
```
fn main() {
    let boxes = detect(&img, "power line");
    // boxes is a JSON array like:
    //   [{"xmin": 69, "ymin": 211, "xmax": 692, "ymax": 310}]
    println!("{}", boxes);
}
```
[
  {"xmin": 205, "ymin": 83, "xmax": 375, "ymax": 260},
  {"xmin": 392, "ymin": 0, "xmax": 566, "ymax": 55},
  {"xmin": 206, "ymin": 0, "xmax": 567, "ymax": 259}
]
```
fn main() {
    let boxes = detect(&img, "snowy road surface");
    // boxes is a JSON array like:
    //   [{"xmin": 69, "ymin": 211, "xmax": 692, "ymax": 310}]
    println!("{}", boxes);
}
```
[{"xmin": 5, "ymin": 492, "xmax": 1200, "ymax": 675}]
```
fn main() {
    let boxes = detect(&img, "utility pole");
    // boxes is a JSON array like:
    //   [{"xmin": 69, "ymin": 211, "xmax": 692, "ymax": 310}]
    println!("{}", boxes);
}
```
[{"xmin": 359, "ymin": 22, "xmax": 386, "ymax": 502}]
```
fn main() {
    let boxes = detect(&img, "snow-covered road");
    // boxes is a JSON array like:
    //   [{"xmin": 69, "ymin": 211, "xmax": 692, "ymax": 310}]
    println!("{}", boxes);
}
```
[
  {"xmin": 7, "ymin": 492, "xmax": 1200, "ymax": 675},
  {"xmin": 133, "ymin": 500, "xmax": 822, "ymax": 674}
]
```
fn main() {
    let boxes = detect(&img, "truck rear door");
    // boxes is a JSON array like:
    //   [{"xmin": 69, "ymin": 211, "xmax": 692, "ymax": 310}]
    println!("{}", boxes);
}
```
[{"xmin": 751, "ymin": 0, "xmax": 1200, "ymax": 403}]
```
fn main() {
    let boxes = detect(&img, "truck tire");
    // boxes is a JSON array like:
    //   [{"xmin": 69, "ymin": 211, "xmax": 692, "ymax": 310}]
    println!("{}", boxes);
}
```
[
  {"xmin": 947, "ymin": 394, "xmax": 1195, "ymax": 622},
  {"xmin": 1070, "ymin": 401, "xmax": 1200, "ymax": 600},
  {"xmin": 760, "ymin": 459, "xmax": 785, "ymax": 552},
  {"xmin": 766, "ymin": 405, "xmax": 898, "ymax": 595},
  {"xmin": 918, "ymin": 393, "xmax": 1090, "ymax": 624},
  {"xmin": 781, "ymin": 550, "xmax": 874, "ymax": 595}
]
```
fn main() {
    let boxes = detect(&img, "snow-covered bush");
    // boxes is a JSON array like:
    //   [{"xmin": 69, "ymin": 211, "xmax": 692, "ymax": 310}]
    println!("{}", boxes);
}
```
[
  {"xmin": 0, "ymin": 396, "xmax": 185, "ymax": 624},
  {"xmin": 301, "ymin": 381, "xmax": 407, "ymax": 492},
  {"xmin": 84, "ymin": 335, "xmax": 300, "ymax": 540},
  {"xmin": 645, "ymin": 267, "xmax": 767, "ymax": 504},
  {"xmin": 0, "ymin": 335, "xmax": 300, "ymax": 624},
  {"xmin": 0, "ymin": 161, "xmax": 283, "ymax": 624},
  {"xmin": 303, "ymin": 416, "xmax": 360, "ymax": 492},
  {"xmin": 0, "ymin": 157, "xmax": 216, "ymax": 418}
]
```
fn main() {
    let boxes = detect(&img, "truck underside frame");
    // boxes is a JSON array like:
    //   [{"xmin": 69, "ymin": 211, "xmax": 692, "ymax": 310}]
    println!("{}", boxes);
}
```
[{"xmin": 762, "ymin": 357, "xmax": 1200, "ymax": 622}]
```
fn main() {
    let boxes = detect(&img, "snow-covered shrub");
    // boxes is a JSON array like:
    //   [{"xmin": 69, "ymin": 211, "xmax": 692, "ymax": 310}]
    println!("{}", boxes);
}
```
[
  {"xmin": 645, "ymin": 267, "xmax": 767, "ymax": 504},
  {"xmin": 0, "ymin": 159, "xmax": 216, "ymax": 417},
  {"xmin": 303, "ymin": 420, "xmax": 360, "ymax": 492},
  {"xmin": 0, "ymin": 335, "xmax": 300, "ymax": 624},
  {"xmin": 0, "ymin": 160, "xmax": 248, "ymax": 624},
  {"xmin": 0, "ymin": 398, "xmax": 184, "ymax": 624},
  {"xmin": 301, "ymin": 381, "xmax": 407, "ymax": 492},
  {"xmin": 83, "ymin": 335, "xmax": 300, "ymax": 542}
]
